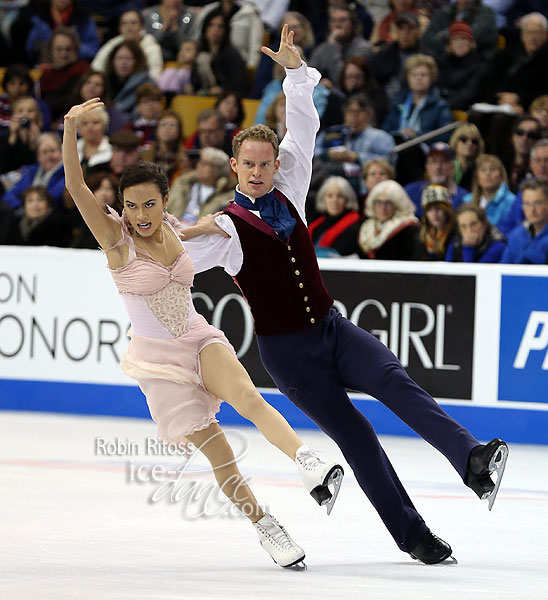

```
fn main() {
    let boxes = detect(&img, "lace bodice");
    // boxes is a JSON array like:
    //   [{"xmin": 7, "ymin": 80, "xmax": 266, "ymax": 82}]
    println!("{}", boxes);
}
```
[
  {"xmin": 144, "ymin": 280, "xmax": 191, "ymax": 337},
  {"xmin": 106, "ymin": 209, "xmax": 195, "ymax": 338}
]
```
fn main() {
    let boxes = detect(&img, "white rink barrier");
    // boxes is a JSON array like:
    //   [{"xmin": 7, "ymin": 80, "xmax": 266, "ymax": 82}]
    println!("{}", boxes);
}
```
[{"xmin": 1, "ymin": 246, "xmax": 548, "ymax": 444}]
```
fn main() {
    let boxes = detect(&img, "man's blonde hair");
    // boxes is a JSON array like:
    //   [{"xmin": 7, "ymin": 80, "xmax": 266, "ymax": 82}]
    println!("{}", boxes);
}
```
[{"xmin": 232, "ymin": 124, "xmax": 279, "ymax": 160}]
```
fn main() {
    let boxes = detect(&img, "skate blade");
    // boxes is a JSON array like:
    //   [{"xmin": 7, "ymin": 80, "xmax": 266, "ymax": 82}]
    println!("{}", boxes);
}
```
[
  {"xmin": 284, "ymin": 560, "xmax": 307, "ymax": 571},
  {"xmin": 323, "ymin": 466, "xmax": 344, "ymax": 516},
  {"xmin": 487, "ymin": 443, "xmax": 509, "ymax": 511}
]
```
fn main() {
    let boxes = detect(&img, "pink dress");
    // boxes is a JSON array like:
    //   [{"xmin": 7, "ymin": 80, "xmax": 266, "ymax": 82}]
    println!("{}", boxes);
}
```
[{"xmin": 106, "ymin": 210, "xmax": 235, "ymax": 450}]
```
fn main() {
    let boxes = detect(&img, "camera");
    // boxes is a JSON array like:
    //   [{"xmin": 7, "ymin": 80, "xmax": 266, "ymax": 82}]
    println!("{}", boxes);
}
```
[{"xmin": 19, "ymin": 117, "xmax": 31, "ymax": 128}]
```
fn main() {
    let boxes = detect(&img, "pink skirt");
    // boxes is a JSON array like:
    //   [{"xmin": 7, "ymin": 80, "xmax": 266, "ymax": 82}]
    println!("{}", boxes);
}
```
[{"xmin": 120, "ymin": 312, "xmax": 235, "ymax": 451}]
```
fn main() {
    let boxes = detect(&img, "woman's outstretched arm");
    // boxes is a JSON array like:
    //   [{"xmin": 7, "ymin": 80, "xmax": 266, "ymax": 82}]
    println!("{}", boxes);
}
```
[{"xmin": 63, "ymin": 98, "xmax": 121, "ymax": 249}]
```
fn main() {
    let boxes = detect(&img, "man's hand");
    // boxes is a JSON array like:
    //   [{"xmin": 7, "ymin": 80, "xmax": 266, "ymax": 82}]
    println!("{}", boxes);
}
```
[
  {"xmin": 261, "ymin": 23, "xmax": 301, "ymax": 69},
  {"xmin": 195, "ymin": 212, "xmax": 230, "ymax": 238}
]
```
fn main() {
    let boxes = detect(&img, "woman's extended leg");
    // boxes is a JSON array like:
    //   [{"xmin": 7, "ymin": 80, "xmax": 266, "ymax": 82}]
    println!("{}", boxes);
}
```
[
  {"xmin": 186, "ymin": 421, "xmax": 264, "ymax": 522},
  {"xmin": 200, "ymin": 343, "xmax": 302, "ymax": 459},
  {"xmin": 199, "ymin": 342, "xmax": 344, "ymax": 513},
  {"xmin": 186, "ymin": 421, "xmax": 306, "ymax": 567}
]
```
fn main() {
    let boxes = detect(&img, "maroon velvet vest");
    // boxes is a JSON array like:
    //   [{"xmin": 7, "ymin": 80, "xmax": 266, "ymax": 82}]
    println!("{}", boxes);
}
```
[{"xmin": 224, "ymin": 189, "xmax": 333, "ymax": 335}]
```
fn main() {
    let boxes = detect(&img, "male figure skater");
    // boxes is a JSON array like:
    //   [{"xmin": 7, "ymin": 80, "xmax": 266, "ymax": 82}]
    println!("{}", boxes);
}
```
[{"xmin": 184, "ymin": 25, "xmax": 508, "ymax": 564}]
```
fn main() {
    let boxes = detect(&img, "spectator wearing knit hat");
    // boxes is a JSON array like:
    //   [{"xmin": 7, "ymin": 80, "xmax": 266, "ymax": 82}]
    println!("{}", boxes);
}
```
[
  {"xmin": 436, "ymin": 21, "xmax": 488, "ymax": 111},
  {"xmin": 411, "ymin": 184, "xmax": 457, "ymax": 260},
  {"xmin": 422, "ymin": 0, "xmax": 498, "ymax": 62}
]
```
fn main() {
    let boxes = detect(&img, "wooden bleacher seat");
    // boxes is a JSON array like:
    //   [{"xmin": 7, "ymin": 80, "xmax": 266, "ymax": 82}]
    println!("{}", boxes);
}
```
[
  {"xmin": 171, "ymin": 94, "xmax": 261, "ymax": 138},
  {"xmin": 171, "ymin": 94, "xmax": 217, "ymax": 139},
  {"xmin": 452, "ymin": 110, "xmax": 468, "ymax": 122}
]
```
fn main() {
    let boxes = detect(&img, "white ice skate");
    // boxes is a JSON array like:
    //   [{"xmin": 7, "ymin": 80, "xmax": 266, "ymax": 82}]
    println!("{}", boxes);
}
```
[
  {"xmin": 253, "ymin": 514, "xmax": 306, "ymax": 569},
  {"xmin": 295, "ymin": 445, "xmax": 344, "ymax": 515}
]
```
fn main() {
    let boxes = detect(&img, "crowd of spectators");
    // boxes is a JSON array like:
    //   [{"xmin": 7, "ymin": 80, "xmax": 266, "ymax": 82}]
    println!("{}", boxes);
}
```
[{"xmin": 1, "ymin": 0, "xmax": 548, "ymax": 265}]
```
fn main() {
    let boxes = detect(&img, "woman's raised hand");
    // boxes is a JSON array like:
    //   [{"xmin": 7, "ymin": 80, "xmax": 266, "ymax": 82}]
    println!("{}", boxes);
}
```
[
  {"xmin": 261, "ymin": 23, "xmax": 301, "ymax": 70},
  {"xmin": 64, "ymin": 98, "xmax": 104, "ymax": 122}
]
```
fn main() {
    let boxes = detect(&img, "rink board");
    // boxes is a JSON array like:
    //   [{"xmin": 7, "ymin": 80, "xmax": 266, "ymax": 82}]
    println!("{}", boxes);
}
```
[{"xmin": 1, "ymin": 246, "xmax": 548, "ymax": 444}]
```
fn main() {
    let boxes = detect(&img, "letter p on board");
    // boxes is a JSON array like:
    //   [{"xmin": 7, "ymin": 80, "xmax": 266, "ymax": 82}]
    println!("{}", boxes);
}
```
[{"xmin": 513, "ymin": 311, "xmax": 548, "ymax": 369}]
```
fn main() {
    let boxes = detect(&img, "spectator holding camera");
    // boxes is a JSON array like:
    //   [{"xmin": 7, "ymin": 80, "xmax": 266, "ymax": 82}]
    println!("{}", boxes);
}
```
[{"xmin": 0, "ymin": 96, "xmax": 44, "ymax": 174}]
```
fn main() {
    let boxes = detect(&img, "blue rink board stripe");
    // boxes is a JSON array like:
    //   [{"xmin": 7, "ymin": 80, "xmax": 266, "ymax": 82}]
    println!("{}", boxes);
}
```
[{"xmin": 1, "ymin": 379, "xmax": 547, "ymax": 445}]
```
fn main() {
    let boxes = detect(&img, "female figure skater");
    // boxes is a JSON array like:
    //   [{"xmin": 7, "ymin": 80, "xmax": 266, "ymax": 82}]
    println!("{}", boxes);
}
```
[{"xmin": 62, "ymin": 98, "xmax": 343, "ymax": 570}]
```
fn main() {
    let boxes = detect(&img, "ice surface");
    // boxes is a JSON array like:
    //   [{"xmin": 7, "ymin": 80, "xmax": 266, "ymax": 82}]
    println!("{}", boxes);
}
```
[{"xmin": 1, "ymin": 411, "xmax": 547, "ymax": 600}]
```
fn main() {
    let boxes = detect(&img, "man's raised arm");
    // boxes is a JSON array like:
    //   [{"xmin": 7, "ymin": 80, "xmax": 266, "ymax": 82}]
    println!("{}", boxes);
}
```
[{"xmin": 263, "ymin": 25, "xmax": 321, "ymax": 223}]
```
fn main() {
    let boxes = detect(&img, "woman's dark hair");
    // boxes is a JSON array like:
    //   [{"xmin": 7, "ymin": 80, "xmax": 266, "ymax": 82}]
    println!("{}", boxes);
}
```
[
  {"xmin": 106, "ymin": 39, "xmax": 148, "ymax": 80},
  {"xmin": 456, "ymin": 203, "xmax": 488, "ymax": 226},
  {"xmin": 85, "ymin": 171, "xmax": 122, "ymax": 211},
  {"xmin": 74, "ymin": 70, "xmax": 112, "ymax": 105},
  {"xmin": 22, "ymin": 185, "xmax": 54, "ymax": 208},
  {"xmin": 199, "ymin": 8, "xmax": 231, "ymax": 52},
  {"xmin": 338, "ymin": 56, "xmax": 376, "ymax": 95},
  {"xmin": 215, "ymin": 90, "xmax": 244, "ymax": 127},
  {"xmin": 119, "ymin": 161, "xmax": 169, "ymax": 199},
  {"xmin": 119, "ymin": 9, "xmax": 144, "ymax": 28},
  {"xmin": 2, "ymin": 64, "xmax": 33, "ymax": 92},
  {"xmin": 513, "ymin": 115, "xmax": 541, "ymax": 136}
]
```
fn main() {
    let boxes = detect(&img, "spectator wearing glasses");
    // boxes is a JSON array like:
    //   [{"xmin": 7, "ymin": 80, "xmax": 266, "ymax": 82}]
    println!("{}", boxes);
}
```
[
  {"xmin": 309, "ymin": 6, "xmax": 372, "ymax": 87},
  {"xmin": 499, "ymin": 139, "xmax": 548, "ymax": 235},
  {"xmin": 357, "ymin": 179, "xmax": 419, "ymax": 260},
  {"xmin": 505, "ymin": 116, "xmax": 541, "ymax": 193},
  {"xmin": 462, "ymin": 154, "xmax": 516, "ymax": 228},
  {"xmin": 449, "ymin": 123, "xmax": 484, "ymax": 191},
  {"xmin": 501, "ymin": 179, "xmax": 548, "ymax": 263}
]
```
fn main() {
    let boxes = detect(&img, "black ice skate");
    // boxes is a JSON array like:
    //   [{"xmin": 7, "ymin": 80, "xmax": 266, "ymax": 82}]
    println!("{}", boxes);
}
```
[
  {"xmin": 409, "ymin": 530, "xmax": 455, "ymax": 565},
  {"xmin": 465, "ymin": 438, "xmax": 509, "ymax": 511},
  {"xmin": 295, "ymin": 445, "xmax": 344, "ymax": 515}
]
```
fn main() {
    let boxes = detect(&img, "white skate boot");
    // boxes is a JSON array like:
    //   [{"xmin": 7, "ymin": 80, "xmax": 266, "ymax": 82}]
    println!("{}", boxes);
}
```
[
  {"xmin": 253, "ymin": 514, "xmax": 306, "ymax": 569},
  {"xmin": 295, "ymin": 445, "xmax": 344, "ymax": 515}
]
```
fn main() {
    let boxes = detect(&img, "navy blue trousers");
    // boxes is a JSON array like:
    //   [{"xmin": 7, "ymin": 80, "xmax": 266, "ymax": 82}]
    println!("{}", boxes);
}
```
[{"xmin": 257, "ymin": 308, "xmax": 480, "ymax": 552}]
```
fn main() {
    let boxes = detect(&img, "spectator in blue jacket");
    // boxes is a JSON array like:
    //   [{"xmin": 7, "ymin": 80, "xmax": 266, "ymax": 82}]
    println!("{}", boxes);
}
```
[
  {"xmin": 315, "ymin": 93, "xmax": 395, "ymax": 169},
  {"xmin": 382, "ymin": 53, "xmax": 453, "ymax": 185},
  {"xmin": 446, "ymin": 204, "xmax": 506, "ymax": 263},
  {"xmin": 26, "ymin": 0, "xmax": 101, "ymax": 64},
  {"xmin": 462, "ymin": 154, "xmax": 516, "ymax": 228},
  {"xmin": 1, "ymin": 132, "xmax": 65, "ymax": 211},
  {"xmin": 499, "ymin": 140, "xmax": 548, "ymax": 235},
  {"xmin": 501, "ymin": 179, "xmax": 548, "ymax": 263}
]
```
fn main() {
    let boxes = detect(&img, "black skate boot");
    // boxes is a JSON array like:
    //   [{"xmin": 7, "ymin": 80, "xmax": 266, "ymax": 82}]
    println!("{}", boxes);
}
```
[
  {"xmin": 465, "ymin": 438, "xmax": 509, "ymax": 510},
  {"xmin": 409, "ymin": 531, "xmax": 454, "ymax": 565}
]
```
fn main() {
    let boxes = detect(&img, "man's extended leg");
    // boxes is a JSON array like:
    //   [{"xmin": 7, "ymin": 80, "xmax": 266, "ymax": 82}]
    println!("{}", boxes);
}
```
[{"xmin": 257, "ymin": 326, "xmax": 430, "ymax": 553}]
